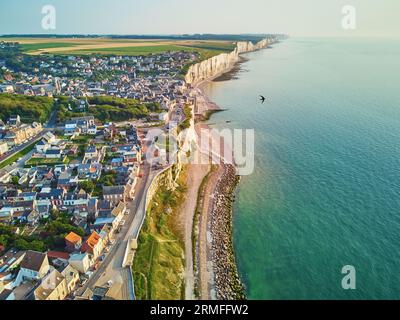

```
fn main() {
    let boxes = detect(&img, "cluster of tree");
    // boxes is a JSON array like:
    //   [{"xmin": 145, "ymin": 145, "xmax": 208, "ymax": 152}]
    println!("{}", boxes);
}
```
[
  {"xmin": 79, "ymin": 180, "xmax": 95, "ymax": 194},
  {"xmin": 87, "ymin": 96, "xmax": 162, "ymax": 122},
  {"xmin": 0, "ymin": 93, "xmax": 53, "ymax": 123},
  {"xmin": 57, "ymin": 95, "xmax": 162, "ymax": 123},
  {"xmin": 0, "ymin": 46, "xmax": 37, "ymax": 73},
  {"xmin": 0, "ymin": 224, "xmax": 47, "ymax": 252},
  {"xmin": 91, "ymin": 170, "xmax": 117, "ymax": 197},
  {"xmin": 0, "ymin": 211, "xmax": 85, "ymax": 252}
]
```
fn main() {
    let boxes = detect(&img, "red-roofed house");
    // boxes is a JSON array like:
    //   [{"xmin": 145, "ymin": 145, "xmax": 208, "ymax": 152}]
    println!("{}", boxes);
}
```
[
  {"xmin": 47, "ymin": 251, "xmax": 70, "ymax": 261},
  {"xmin": 81, "ymin": 231, "xmax": 104, "ymax": 260},
  {"xmin": 65, "ymin": 232, "xmax": 82, "ymax": 253}
]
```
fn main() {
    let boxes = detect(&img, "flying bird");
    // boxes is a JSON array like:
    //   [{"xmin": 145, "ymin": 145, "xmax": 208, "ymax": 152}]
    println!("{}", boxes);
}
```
[{"xmin": 260, "ymin": 95, "xmax": 266, "ymax": 103}]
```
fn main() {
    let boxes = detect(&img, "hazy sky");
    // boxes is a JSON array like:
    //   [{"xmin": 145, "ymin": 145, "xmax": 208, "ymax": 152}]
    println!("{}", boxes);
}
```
[{"xmin": 0, "ymin": 0, "xmax": 399, "ymax": 37}]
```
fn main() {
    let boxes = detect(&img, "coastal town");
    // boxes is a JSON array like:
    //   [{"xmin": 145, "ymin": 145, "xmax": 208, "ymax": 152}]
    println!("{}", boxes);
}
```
[{"xmin": 0, "ymin": 36, "xmax": 274, "ymax": 300}]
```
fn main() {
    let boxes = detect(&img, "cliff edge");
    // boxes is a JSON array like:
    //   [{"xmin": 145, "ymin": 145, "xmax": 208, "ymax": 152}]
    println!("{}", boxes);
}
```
[{"xmin": 185, "ymin": 38, "xmax": 272, "ymax": 85}]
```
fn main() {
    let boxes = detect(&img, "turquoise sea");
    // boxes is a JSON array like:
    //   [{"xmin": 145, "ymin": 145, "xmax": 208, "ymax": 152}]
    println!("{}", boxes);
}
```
[{"xmin": 203, "ymin": 38, "xmax": 400, "ymax": 299}]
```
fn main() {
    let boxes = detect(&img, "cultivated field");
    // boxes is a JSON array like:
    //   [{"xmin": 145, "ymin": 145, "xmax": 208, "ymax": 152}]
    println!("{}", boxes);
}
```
[{"xmin": 1, "ymin": 37, "xmax": 236, "ymax": 58}]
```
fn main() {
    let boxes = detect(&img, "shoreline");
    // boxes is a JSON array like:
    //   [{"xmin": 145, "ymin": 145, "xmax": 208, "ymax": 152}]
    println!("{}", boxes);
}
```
[
  {"xmin": 189, "ymin": 38, "xmax": 275, "ymax": 300},
  {"xmin": 191, "ymin": 53, "xmax": 249, "ymax": 300}
]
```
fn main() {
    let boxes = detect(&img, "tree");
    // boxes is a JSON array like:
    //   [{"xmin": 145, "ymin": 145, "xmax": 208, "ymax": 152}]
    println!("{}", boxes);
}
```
[
  {"xmin": 0, "ymin": 234, "xmax": 8, "ymax": 247},
  {"xmin": 11, "ymin": 176, "xmax": 20, "ymax": 185},
  {"xmin": 50, "ymin": 208, "xmax": 60, "ymax": 220},
  {"xmin": 79, "ymin": 180, "xmax": 95, "ymax": 194}
]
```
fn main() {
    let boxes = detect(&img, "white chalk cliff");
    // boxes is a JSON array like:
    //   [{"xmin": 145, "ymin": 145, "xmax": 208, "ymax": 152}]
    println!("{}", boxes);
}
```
[{"xmin": 185, "ymin": 38, "xmax": 272, "ymax": 85}]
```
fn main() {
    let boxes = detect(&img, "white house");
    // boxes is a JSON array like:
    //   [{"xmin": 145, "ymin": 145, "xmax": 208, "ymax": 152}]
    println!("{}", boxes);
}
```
[
  {"xmin": 13, "ymin": 251, "xmax": 50, "ymax": 287},
  {"xmin": 68, "ymin": 253, "xmax": 90, "ymax": 274},
  {"xmin": 45, "ymin": 148, "xmax": 62, "ymax": 159},
  {"xmin": 0, "ymin": 84, "xmax": 14, "ymax": 93},
  {"xmin": 0, "ymin": 207, "xmax": 15, "ymax": 222},
  {"xmin": 36, "ymin": 140, "xmax": 50, "ymax": 154},
  {"xmin": 159, "ymin": 112, "xmax": 169, "ymax": 122},
  {"xmin": 42, "ymin": 132, "xmax": 56, "ymax": 144},
  {"xmin": 64, "ymin": 120, "xmax": 77, "ymax": 136},
  {"xmin": 0, "ymin": 142, "xmax": 8, "ymax": 156},
  {"xmin": 88, "ymin": 125, "xmax": 97, "ymax": 135}
]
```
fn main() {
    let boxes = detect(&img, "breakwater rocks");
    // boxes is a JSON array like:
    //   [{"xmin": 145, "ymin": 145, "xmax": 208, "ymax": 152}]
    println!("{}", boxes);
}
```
[
  {"xmin": 185, "ymin": 38, "xmax": 272, "ymax": 86},
  {"xmin": 210, "ymin": 164, "xmax": 245, "ymax": 300}
]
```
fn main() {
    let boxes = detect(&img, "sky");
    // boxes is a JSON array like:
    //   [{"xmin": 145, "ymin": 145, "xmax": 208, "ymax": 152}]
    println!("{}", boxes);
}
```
[{"xmin": 0, "ymin": 0, "xmax": 399, "ymax": 37}]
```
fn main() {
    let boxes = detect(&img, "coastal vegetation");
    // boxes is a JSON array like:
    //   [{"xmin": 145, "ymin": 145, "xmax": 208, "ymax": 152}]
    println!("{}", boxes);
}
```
[
  {"xmin": 0, "ymin": 93, "xmax": 53, "ymax": 123},
  {"xmin": 177, "ymin": 105, "xmax": 193, "ymax": 134},
  {"xmin": 201, "ymin": 109, "xmax": 224, "ymax": 122},
  {"xmin": 132, "ymin": 166, "xmax": 187, "ymax": 300}
]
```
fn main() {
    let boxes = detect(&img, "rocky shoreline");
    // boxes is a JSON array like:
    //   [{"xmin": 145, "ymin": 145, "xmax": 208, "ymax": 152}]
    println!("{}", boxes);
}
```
[
  {"xmin": 210, "ymin": 164, "xmax": 245, "ymax": 300},
  {"xmin": 191, "ymin": 59, "xmax": 248, "ymax": 301},
  {"xmin": 188, "ymin": 39, "xmax": 276, "ymax": 300}
]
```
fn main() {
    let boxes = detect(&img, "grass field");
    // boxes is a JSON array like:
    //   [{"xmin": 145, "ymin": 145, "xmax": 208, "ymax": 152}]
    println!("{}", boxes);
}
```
[
  {"xmin": 25, "ymin": 156, "xmax": 68, "ymax": 167},
  {"xmin": 132, "ymin": 166, "xmax": 187, "ymax": 300},
  {"xmin": 19, "ymin": 42, "xmax": 82, "ymax": 53},
  {"xmin": 64, "ymin": 45, "xmax": 205, "ymax": 56},
  {"xmin": 51, "ymin": 43, "xmax": 234, "ymax": 60}
]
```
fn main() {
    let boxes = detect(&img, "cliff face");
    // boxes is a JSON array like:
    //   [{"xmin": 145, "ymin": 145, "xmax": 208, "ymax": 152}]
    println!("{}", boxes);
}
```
[{"xmin": 185, "ymin": 38, "xmax": 271, "ymax": 85}]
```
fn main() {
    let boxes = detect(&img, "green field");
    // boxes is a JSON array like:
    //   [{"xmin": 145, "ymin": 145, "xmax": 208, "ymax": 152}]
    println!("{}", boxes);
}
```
[
  {"xmin": 2, "ymin": 38, "xmax": 237, "ymax": 63},
  {"xmin": 179, "ymin": 42, "xmax": 236, "ymax": 52},
  {"xmin": 132, "ymin": 166, "xmax": 187, "ymax": 300},
  {"xmin": 20, "ymin": 42, "xmax": 82, "ymax": 52},
  {"xmin": 66, "ymin": 45, "xmax": 189, "ymax": 55},
  {"xmin": 59, "ymin": 44, "xmax": 232, "ymax": 60}
]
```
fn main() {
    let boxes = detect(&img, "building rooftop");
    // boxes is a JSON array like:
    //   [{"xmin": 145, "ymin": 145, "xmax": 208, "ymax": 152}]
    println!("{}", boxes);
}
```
[
  {"xmin": 47, "ymin": 251, "xmax": 70, "ymax": 261},
  {"xmin": 34, "ymin": 269, "xmax": 65, "ymax": 300},
  {"xmin": 84, "ymin": 232, "xmax": 101, "ymax": 250},
  {"xmin": 102, "ymin": 186, "xmax": 125, "ymax": 195},
  {"xmin": 20, "ymin": 250, "xmax": 47, "ymax": 272},
  {"xmin": 68, "ymin": 252, "xmax": 88, "ymax": 262},
  {"xmin": 65, "ymin": 232, "xmax": 82, "ymax": 245}
]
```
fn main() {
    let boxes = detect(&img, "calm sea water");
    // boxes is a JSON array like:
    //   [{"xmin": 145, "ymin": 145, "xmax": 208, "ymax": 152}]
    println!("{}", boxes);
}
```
[{"xmin": 203, "ymin": 38, "xmax": 400, "ymax": 299}]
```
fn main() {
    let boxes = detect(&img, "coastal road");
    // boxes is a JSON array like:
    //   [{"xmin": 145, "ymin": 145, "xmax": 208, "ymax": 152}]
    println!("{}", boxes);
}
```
[{"xmin": 75, "ymin": 164, "xmax": 162, "ymax": 299}]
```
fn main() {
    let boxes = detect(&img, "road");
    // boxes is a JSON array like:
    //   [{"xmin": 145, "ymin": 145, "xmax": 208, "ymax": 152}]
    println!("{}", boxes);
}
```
[
  {"xmin": 0, "ymin": 130, "xmax": 52, "ymax": 174},
  {"xmin": 75, "ymin": 163, "xmax": 162, "ymax": 299}
]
